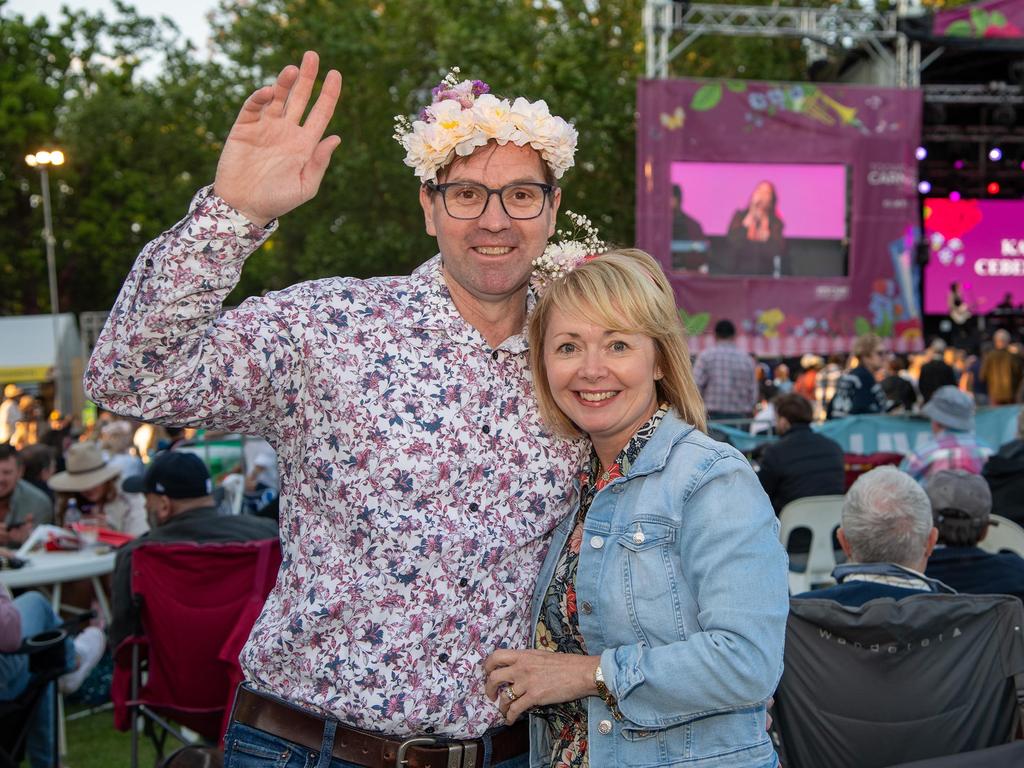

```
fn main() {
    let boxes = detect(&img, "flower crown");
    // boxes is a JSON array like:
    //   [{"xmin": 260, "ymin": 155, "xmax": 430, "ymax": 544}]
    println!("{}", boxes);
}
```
[
  {"xmin": 393, "ymin": 68, "xmax": 578, "ymax": 182},
  {"xmin": 531, "ymin": 211, "xmax": 607, "ymax": 291}
]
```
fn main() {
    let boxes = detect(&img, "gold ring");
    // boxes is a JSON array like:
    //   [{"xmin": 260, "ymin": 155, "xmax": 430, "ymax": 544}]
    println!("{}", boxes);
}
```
[{"xmin": 505, "ymin": 686, "xmax": 519, "ymax": 702}]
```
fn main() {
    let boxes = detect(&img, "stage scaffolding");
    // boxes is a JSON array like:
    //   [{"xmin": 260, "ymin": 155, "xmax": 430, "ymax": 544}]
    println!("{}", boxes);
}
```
[{"xmin": 643, "ymin": 0, "xmax": 923, "ymax": 88}]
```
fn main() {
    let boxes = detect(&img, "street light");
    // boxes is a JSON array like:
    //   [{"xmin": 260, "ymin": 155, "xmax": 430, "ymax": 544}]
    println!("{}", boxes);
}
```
[{"xmin": 24, "ymin": 148, "xmax": 68, "ymax": 413}]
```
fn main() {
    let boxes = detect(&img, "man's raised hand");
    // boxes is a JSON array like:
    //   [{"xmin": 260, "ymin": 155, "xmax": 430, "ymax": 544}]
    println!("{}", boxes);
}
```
[{"xmin": 213, "ymin": 51, "xmax": 342, "ymax": 227}]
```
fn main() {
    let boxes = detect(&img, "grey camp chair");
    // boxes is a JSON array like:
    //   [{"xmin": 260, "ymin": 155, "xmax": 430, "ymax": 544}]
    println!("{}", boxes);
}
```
[{"xmin": 772, "ymin": 593, "xmax": 1024, "ymax": 768}]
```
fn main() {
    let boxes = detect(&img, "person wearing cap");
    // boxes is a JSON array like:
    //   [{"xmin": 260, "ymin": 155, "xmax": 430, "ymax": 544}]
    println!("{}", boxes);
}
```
[
  {"xmin": 48, "ymin": 442, "xmax": 149, "ymax": 537},
  {"xmin": 85, "ymin": 53, "xmax": 581, "ymax": 766},
  {"xmin": 0, "ymin": 384, "xmax": 24, "ymax": 444},
  {"xmin": 0, "ymin": 444, "xmax": 54, "ymax": 547},
  {"xmin": 109, "ymin": 451, "xmax": 278, "ymax": 649},
  {"xmin": 795, "ymin": 466, "xmax": 946, "ymax": 605},
  {"xmin": 923, "ymin": 469, "xmax": 1024, "ymax": 602},
  {"xmin": 899, "ymin": 385, "xmax": 995, "ymax": 483}
]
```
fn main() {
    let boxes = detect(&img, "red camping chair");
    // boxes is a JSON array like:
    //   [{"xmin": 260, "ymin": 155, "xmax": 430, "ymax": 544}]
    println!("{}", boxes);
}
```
[
  {"xmin": 843, "ymin": 452, "xmax": 904, "ymax": 490},
  {"xmin": 112, "ymin": 540, "xmax": 281, "ymax": 767}
]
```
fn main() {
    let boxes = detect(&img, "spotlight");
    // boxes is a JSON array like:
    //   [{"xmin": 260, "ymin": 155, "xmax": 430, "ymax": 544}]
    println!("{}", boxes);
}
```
[
  {"xmin": 988, "ymin": 181, "xmax": 1001, "ymax": 195},
  {"xmin": 950, "ymin": 191, "xmax": 961, "ymax": 201},
  {"xmin": 989, "ymin": 147, "xmax": 1003, "ymax": 162},
  {"xmin": 918, "ymin": 180, "xmax": 932, "ymax": 194},
  {"xmin": 954, "ymin": 160, "xmax": 965, "ymax": 170},
  {"xmin": 916, "ymin": 146, "xmax": 928, "ymax": 161}
]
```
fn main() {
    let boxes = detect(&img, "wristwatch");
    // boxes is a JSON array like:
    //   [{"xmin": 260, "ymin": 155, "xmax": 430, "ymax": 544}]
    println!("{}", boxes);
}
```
[{"xmin": 594, "ymin": 662, "xmax": 623, "ymax": 721}]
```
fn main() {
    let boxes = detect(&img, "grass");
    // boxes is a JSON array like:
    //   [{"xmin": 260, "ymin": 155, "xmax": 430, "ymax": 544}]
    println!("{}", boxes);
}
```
[{"xmin": 64, "ymin": 706, "xmax": 160, "ymax": 768}]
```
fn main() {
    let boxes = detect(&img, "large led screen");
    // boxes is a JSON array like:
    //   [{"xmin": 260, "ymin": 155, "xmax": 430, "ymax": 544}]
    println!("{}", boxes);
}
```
[
  {"xmin": 669, "ymin": 161, "xmax": 849, "ymax": 278},
  {"xmin": 923, "ymin": 198, "xmax": 1024, "ymax": 315}
]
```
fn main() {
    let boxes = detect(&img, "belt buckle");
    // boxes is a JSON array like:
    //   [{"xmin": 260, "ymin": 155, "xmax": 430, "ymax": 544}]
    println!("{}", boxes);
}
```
[
  {"xmin": 395, "ymin": 736, "xmax": 435, "ymax": 767},
  {"xmin": 394, "ymin": 736, "xmax": 479, "ymax": 768}
]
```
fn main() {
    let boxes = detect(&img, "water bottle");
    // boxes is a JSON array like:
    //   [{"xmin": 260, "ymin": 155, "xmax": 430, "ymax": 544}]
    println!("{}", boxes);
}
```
[{"xmin": 64, "ymin": 498, "xmax": 81, "ymax": 527}]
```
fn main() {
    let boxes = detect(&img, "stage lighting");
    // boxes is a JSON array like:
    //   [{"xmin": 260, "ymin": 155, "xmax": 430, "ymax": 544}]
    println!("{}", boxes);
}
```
[
  {"xmin": 989, "ymin": 147, "xmax": 1003, "ymax": 162},
  {"xmin": 918, "ymin": 180, "xmax": 932, "ymax": 194},
  {"xmin": 950, "ymin": 191, "xmax": 961, "ymax": 201},
  {"xmin": 954, "ymin": 160, "xmax": 965, "ymax": 170},
  {"xmin": 915, "ymin": 146, "xmax": 928, "ymax": 161},
  {"xmin": 988, "ymin": 181, "xmax": 1001, "ymax": 195}
]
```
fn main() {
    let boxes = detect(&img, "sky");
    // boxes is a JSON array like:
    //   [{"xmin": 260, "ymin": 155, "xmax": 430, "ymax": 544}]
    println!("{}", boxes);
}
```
[{"xmin": 7, "ymin": 0, "xmax": 216, "ymax": 51}]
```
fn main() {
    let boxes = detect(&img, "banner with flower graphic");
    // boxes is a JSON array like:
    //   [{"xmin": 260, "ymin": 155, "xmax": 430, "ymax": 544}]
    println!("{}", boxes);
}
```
[
  {"xmin": 933, "ymin": 0, "xmax": 1024, "ymax": 45},
  {"xmin": 637, "ymin": 77, "xmax": 923, "ymax": 355}
]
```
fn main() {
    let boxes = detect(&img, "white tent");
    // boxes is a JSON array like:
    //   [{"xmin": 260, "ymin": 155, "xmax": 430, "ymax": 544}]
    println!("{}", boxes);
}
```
[{"xmin": 0, "ymin": 313, "xmax": 82, "ymax": 411}]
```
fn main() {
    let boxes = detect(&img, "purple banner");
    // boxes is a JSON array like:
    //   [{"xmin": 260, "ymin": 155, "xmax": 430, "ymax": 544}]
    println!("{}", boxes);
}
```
[
  {"xmin": 934, "ymin": 0, "xmax": 1024, "ymax": 39},
  {"xmin": 923, "ymin": 198, "xmax": 1024, "ymax": 315},
  {"xmin": 637, "ymin": 78, "xmax": 924, "ymax": 355}
]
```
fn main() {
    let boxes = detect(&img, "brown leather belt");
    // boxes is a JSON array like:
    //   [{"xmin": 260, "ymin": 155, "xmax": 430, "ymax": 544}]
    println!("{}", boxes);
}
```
[{"xmin": 231, "ymin": 686, "xmax": 528, "ymax": 768}]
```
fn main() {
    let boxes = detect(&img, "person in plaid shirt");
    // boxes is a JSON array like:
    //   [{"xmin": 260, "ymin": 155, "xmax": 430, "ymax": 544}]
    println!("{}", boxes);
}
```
[
  {"xmin": 900, "ymin": 386, "xmax": 994, "ymax": 483},
  {"xmin": 692, "ymin": 319, "xmax": 758, "ymax": 420}
]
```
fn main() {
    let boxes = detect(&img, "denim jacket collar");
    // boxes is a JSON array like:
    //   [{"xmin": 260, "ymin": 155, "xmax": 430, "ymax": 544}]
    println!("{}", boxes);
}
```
[{"xmin": 617, "ymin": 408, "xmax": 698, "ymax": 479}]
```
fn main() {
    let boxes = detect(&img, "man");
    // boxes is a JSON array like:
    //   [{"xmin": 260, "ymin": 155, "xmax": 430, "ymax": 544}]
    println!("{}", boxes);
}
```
[
  {"xmin": 980, "ymin": 329, "xmax": 1023, "ymax": 406},
  {"xmin": 756, "ymin": 393, "xmax": 845, "ymax": 514},
  {"xmin": 669, "ymin": 183, "xmax": 707, "ymax": 271},
  {"xmin": 0, "ymin": 445, "xmax": 54, "ymax": 547},
  {"xmin": 0, "ymin": 385, "xmax": 23, "ymax": 444},
  {"xmin": 86, "ymin": 52, "xmax": 581, "ymax": 765},
  {"xmin": 110, "ymin": 451, "xmax": 278, "ymax": 649},
  {"xmin": 693, "ymin": 319, "xmax": 759, "ymax": 420},
  {"xmin": 14, "ymin": 444, "xmax": 56, "ymax": 501},
  {"xmin": 917, "ymin": 338, "xmax": 957, "ymax": 405},
  {"xmin": 796, "ymin": 466, "xmax": 943, "ymax": 605},
  {"xmin": 923, "ymin": 469, "xmax": 1024, "ymax": 602},
  {"xmin": 899, "ymin": 385, "xmax": 994, "ymax": 483},
  {"xmin": 983, "ymin": 409, "xmax": 1024, "ymax": 526},
  {"xmin": 827, "ymin": 333, "xmax": 889, "ymax": 419}
]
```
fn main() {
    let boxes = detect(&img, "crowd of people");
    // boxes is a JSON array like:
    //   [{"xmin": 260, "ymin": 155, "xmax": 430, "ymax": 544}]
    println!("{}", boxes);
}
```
[{"xmin": 2, "ymin": 51, "xmax": 1024, "ymax": 768}]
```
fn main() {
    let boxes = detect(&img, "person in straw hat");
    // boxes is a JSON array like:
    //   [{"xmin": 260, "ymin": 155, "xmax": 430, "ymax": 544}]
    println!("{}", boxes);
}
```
[
  {"xmin": 0, "ymin": 384, "xmax": 24, "ymax": 444},
  {"xmin": 48, "ymin": 442, "xmax": 148, "ymax": 536}
]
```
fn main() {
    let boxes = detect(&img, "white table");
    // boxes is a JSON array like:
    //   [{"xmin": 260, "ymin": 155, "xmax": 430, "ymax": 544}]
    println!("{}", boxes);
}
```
[{"xmin": 0, "ymin": 549, "xmax": 116, "ymax": 623}]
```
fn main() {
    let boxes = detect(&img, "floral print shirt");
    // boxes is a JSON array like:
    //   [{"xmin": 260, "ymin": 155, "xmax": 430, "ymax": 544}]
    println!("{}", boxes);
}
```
[
  {"xmin": 534, "ymin": 405, "xmax": 668, "ymax": 767},
  {"xmin": 84, "ymin": 186, "xmax": 582, "ymax": 737}
]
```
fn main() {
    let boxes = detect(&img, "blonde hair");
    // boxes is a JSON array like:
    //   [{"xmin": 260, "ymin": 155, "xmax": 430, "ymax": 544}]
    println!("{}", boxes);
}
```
[
  {"xmin": 852, "ymin": 333, "xmax": 881, "ymax": 359},
  {"xmin": 528, "ymin": 248, "xmax": 707, "ymax": 438}
]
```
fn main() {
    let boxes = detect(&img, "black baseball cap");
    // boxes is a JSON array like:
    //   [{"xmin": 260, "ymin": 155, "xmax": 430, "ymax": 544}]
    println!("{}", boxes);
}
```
[{"xmin": 122, "ymin": 451, "xmax": 213, "ymax": 499}]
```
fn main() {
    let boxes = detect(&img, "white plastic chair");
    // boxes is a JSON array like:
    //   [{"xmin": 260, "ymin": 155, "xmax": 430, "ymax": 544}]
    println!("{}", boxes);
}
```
[
  {"xmin": 218, "ymin": 473, "xmax": 245, "ymax": 516},
  {"xmin": 777, "ymin": 495, "xmax": 845, "ymax": 595},
  {"xmin": 979, "ymin": 514, "xmax": 1024, "ymax": 558}
]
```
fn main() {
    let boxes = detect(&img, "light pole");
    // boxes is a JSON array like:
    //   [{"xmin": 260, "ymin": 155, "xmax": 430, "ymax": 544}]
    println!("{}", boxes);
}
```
[{"xmin": 25, "ymin": 149, "xmax": 67, "ymax": 414}]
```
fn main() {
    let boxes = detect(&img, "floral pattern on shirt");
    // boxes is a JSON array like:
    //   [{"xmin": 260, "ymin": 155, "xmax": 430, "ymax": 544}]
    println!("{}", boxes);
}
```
[
  {"xmin": 84, "ymin": 186, "xmax": 583, "ymax": 737},
  {"xmin": 534, "ymin": 405, "xmax": 668, "ymax": 767}
]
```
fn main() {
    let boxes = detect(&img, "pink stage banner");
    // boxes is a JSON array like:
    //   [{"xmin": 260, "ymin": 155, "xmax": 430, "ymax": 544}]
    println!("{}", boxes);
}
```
[{"xmin": 637, "ymin": 78, "xmax": 924, "ymax": 355}]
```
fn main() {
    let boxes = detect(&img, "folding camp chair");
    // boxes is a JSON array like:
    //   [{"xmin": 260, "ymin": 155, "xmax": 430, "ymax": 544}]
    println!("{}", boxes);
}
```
[
  {"xmin": 112, "ymin": 540, "xmax": 281, "ymax": 768},
  {"xmin": 772, "ymin": 593, "xmax": 1024, "ymax": 768},
  {"xmin": 777, "ymin": 495, "xmax": 844, "ymax": 594},
  {"xmin": 980, "ymin": 514, "xmax": 1024, "ymax": 559},
  {"xmin": 0, "ymin": 612, "xmax": 93, "ymax": 768}
]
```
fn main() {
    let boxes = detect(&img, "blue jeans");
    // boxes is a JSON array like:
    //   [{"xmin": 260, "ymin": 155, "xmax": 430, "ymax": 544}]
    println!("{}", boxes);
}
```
[
  {"xmin": 0, "ymin": 592, "xmax": 74, "ymax": 768},
  {"xmin": 223, "ymin": 714, "xmax": 528, "ymax": 768}
]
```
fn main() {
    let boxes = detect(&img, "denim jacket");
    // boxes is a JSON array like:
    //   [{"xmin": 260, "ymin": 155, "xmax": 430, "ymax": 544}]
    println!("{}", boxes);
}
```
[{"xmin": 528, "ymin": 410, "xmax": 789, "ymax": 767}]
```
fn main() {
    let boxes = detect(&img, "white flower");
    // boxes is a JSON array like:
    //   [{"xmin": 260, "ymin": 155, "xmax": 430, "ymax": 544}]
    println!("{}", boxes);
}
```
[{"xmin": 471, "ymin": 94, "xmax": 516, "ymax": 144}]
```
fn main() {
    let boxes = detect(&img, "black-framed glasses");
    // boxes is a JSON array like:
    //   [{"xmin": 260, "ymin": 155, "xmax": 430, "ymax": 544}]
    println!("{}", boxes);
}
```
[{"xmin": 424, "ymin": 181, "xmax": 554, "ymax": 220}]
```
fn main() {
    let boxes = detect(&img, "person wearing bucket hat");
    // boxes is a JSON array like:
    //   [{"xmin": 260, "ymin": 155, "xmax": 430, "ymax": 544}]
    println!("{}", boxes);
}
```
[
  {"xmin": 923, "ymin": 469, "xmax": 1024, "ymax": 601},
  {"xmin": 109, "ymin": 451, "xmax": 277, "ymax": 649},
  {"xmin": 47, "ymin": 442, "xmax": 148, "ymax": 537},
  {"xmin": 899, "ymin": 386, "xmax": 995, "ymax": 483}
]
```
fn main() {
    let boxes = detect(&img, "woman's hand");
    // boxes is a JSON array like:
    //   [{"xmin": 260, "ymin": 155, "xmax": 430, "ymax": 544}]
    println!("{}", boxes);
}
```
[{"xmin": 484, "ymin": 649, "xmax": 601, "ymax": 724}]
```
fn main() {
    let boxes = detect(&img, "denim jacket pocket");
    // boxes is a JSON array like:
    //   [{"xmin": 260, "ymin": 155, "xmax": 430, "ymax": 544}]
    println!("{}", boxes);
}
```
[{"xmin": 614, "ymin": 520, "xmax": 682, "ymax": 641}]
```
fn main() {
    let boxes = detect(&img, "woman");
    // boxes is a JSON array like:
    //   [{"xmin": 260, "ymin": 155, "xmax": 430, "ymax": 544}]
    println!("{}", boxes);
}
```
[
  {"xmin": 485, "ymin": 249, "xmax": 788, "ymax": 767},
  {"xmin": 48, "ymin": 442, "xmax": 149, "ymax": 536},
  {"xmin": 725, "ymin": 181, "xmax": 786, "ymax": 276}
]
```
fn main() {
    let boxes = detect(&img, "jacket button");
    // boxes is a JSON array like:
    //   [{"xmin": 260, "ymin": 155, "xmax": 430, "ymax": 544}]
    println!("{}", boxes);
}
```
[
  {"xmin": 590, "ymin": 536, "xmax": 604, "ymax": 549},
  {"xmin": 611, "ymin": 485, "xmax": 624, "ymax": 494},
  {"xmin": 633, "ymin": 531, "xmax": 646, "ymax": 544},
  {"xmin": 598, "ymin": 720, "xmax": 613, "ymax": 735},
  {"xmin": 581, "ymin": 601, "xmax": 593, "ymax": 614}
]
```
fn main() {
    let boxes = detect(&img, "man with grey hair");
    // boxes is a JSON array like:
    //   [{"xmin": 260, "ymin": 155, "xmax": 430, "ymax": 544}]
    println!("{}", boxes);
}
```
[
  {"xmin": 795, "ymin": 466, "xmax": 946, "ymax": 605},
  {"xmin": 923, "ymin": 469, "xmax": 1024, "ymax": 601}
]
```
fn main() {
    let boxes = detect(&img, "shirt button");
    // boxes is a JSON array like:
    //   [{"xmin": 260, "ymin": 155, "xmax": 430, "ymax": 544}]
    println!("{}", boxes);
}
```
[
  {"xmin": 598, "ymin": 720, "xmax": 613, "ymax": 735},
  {"xmin": 468, "ymin": 502, "xmax": 479, "ymax": 512},
  {"xmin": 482, "ymin": 425, "xmax": 491, "ymax": 434},
  {"xmin": 581, "ymin": 601, "xmax": 593, "ymax": 614},
  {"xmin": 491, "ymin": 351, "xmax": 499, "ymax": 360},
  {"xmin": 437, "ymin": 653, "xmax": 449, "ymax": 663},
  {"xmin": 458, "ymin": 577, "xmax": 469, "ymax": 587},
  {"xmin": 590, "ymin": 536, "xmax": 604, "ymax": 549}
]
